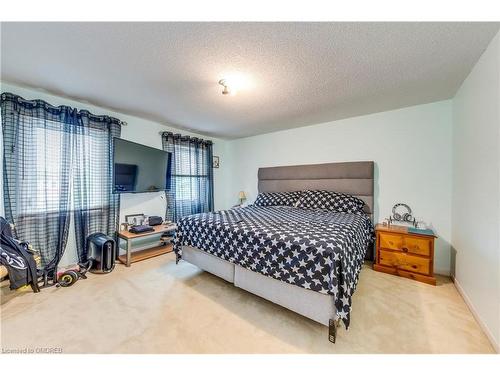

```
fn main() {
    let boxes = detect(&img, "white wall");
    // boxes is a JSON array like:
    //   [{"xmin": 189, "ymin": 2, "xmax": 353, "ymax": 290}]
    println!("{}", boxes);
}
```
[
  {"xmin": 452, "ymin": 31, "xmax": 500, "ymax": 351},
  {"xmin": 0, "ymin": 81, "xmax": 232, "ymax": 264},
  {"xmin": 227, "ymin": 101, "xmax": 453, "ymax": 275}
]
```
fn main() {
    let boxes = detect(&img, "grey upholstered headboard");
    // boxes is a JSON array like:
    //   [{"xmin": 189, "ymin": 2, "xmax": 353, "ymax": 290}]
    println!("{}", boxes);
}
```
[{"xmin": 257, "ymin": 161, "xmax": 374, "ymax": 216}]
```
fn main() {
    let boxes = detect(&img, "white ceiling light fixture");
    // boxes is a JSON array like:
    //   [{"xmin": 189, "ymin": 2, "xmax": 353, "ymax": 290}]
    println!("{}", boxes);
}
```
[
  {"xmin": 218, "ymin": 79, "xmax": 233, "ymax": 95},
  {"xmin": 218, "ymin": 73, "xmax": 253, "ymax": 96}
]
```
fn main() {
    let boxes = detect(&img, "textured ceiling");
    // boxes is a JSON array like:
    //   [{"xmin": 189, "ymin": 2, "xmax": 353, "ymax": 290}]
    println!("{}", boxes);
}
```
[{"xmin": 1, "ymin": 22, "xmax": 499, "ymax": 139}]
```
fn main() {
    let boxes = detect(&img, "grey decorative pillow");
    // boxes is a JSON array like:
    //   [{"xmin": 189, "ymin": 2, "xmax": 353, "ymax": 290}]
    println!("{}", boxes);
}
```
[
  {"xmin": 297, "ymin": 190, "xmax": 365, "ymax": 213},
  {"xmin": 254, "ymin": 191, "xmax": 303, "ymax": 207}
]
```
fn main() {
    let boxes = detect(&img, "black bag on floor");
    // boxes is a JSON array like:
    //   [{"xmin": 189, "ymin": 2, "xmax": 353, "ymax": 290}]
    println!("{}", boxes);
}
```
[{"xmin": 0, "ymin": 217, "xmax": 40, "ymax": 292}]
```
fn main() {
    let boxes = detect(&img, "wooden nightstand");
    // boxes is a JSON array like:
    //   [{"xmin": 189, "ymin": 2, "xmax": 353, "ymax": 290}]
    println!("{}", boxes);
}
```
[{"xmin": 373, "ymin": 224, "xmax": 437, "ymax": 285}]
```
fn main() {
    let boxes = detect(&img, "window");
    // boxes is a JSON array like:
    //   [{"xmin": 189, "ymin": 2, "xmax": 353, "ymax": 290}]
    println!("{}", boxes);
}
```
[
  {"xmin": 161, "ymin": 132, "xmax": 214, "ymax": 220},
  {"xmin": 18, "ymin": 119, "xmax": 110, "ymax": 214},
  {"xmin": 173, "ymin": 144, "xmax": 207, "ymax": 203},
  {"xmin": 29, "ymin": 126, "xmax": 64, "ymax": 214},
  {"xmin": 2, "ymin": 92, "xmax": 120, "ymax": 270}
]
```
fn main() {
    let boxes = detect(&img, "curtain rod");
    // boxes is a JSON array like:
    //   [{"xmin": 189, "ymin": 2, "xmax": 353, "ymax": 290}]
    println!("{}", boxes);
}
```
[
  {"xmin": 2, "ymin": 92, "xmax": 128, "ymax": 126},
  {"xmin": 157, "ymin": 131, "xmax": 213, "ymax": 145}
]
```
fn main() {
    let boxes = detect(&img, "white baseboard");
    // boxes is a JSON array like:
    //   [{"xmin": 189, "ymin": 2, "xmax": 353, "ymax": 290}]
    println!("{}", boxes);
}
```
[{"xmin": 453, "ymin": 278, "xmax": 499, "ymax": 353}]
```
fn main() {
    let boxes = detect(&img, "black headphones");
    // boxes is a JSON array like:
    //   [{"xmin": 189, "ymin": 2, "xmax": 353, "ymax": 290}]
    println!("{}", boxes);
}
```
[{"xmin": 392, "ymin": 203, "xmax": 413, "ymax": 222}]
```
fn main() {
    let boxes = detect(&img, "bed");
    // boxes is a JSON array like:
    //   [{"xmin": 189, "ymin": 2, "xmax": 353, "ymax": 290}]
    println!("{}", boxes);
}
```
[{"xmin": 174, "ymin": 161, "xmax": 375, "ymax": 343}]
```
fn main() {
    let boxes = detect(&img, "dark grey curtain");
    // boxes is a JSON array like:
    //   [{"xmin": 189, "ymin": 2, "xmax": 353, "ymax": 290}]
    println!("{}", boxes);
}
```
[
  {"xmin": 72, "ymin": 111, "xmax": 121, "ymax": 263},
  {"xmin": 1, "ymin": 92, "xmax": 121, "ymax": 274},
  {"xmin": 161, "ymin": 132, "xmax": 214, "ymax": 221},
  {"xmin": 2, "ymin": 93, "xmax": 75, "ymax": 274}
]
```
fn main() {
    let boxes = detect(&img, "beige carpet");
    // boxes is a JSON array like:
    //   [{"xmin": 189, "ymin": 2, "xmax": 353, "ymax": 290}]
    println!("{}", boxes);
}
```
[{"xmin": 0, "ymin": 252, "xmax": 495, "ymax": 354}]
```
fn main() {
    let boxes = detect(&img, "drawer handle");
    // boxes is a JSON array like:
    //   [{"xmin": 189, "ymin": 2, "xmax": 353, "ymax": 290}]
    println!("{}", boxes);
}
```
[{"xmin": 402, "ymin": 247, "xmax": 409, "ymax": 252}]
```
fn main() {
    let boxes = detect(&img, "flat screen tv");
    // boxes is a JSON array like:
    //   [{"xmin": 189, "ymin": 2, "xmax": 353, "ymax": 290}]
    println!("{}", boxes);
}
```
[{"xmin": 113, "ymin": 138, "xmax": 172, "ymax": 194}]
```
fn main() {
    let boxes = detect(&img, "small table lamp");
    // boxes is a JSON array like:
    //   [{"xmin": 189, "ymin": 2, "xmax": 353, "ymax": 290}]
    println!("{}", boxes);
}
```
[{"xmin": 238, "ymin": 191, "xmax": 246, "ymax": 205}]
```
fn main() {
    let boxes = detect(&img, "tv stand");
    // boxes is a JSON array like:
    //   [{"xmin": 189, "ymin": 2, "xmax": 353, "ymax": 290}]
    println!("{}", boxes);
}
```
[{"xmin": 117, "ymin": 223, "xmax": 177, "ymax": 267}]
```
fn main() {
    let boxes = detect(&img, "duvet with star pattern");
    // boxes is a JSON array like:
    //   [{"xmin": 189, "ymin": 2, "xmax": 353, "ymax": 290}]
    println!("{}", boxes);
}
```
[{"xmin": 173, "ymin": 205, "xmax": 374, "ymax": 328}]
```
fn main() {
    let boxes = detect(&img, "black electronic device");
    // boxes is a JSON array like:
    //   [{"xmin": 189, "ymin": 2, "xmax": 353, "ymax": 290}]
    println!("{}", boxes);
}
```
[
  {"xmin": 129, "ymin": 225, "xmax": 155, "ymax": 234},
  {"xmin": 113, "ymin": 138, "xmax": 172, "ymax": 194},
  {"xmin": 86, "ymin": 233, "xmax": 116, "ymax": 274},
  {"xmin": 148, "ymin": 216, "xmax": 163, "ymax": 226}
]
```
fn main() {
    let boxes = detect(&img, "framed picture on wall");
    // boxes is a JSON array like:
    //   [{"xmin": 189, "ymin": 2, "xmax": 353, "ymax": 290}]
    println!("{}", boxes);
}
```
[{"xmin": 213, "ymin": 156, "xmax": 220, "ymax": 168}]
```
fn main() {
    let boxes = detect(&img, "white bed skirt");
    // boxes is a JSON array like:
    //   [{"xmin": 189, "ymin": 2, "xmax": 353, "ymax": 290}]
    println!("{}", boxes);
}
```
[{"xmin": 181, "ymin": 246, "xmax": 336, "ymax": 326}]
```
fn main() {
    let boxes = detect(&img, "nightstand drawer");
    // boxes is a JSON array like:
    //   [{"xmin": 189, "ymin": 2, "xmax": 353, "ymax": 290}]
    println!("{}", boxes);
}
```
[
  {"xmin": 403, "ymin": 237, "xmax": 431, "ymax": 256},
  {"xmin": 378, "ymin": 250, "xmax": 430, "ymax": 275},
  {"xmin": 379, "ymin": 233, "xmax": 404, "ymax": 251},
  {"xmin": 379, "ymin": 232, "xmax": 431, "ymax": 256}
]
